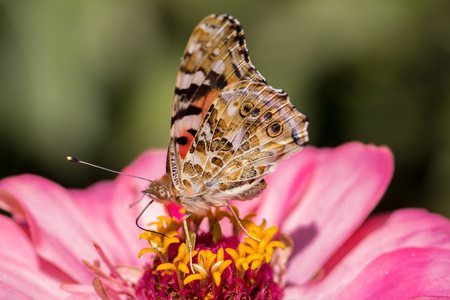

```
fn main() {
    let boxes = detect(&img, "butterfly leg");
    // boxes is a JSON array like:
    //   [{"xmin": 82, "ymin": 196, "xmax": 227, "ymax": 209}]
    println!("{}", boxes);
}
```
[
  {"xmin": 165, "ymin": 203, "xmax": 173, "ymax": 218},
  {"xmin": 182, "ymin": 212, "xmax": 196, "ymax": 273},
  {"xmin": 226, "ymin": 202, "xmax": 261, "ymax": 242}
]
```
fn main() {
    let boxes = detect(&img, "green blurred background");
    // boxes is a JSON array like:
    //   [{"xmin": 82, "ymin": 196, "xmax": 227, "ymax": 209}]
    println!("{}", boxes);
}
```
[{"xmin": 1, "ymin": 1, "xmax": 449, "ymax": 217}]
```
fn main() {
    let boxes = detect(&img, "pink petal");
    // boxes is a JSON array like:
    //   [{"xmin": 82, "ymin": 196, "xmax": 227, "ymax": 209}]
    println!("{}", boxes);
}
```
[
  {"xmin": 282, "ymin": 142, "xmax": 394, "ymax": 284},
  {"xmin": 285, "ymin": 248, "xmax": 450, "ymax": 299},
  {"xmin": 287, "ymin": 208, "xmax": 450, "ymax": 298},
  {"xmin": 68, "ymin": 180, "xmax": 129, "ymax": 263},
  {"xmin": 0, "ymin": 261, "xmax": 68, "ymax": 300},
  {"xmin": 323, "ymin": 208, "xmax": 450, "ymax": 282},
  {"xmin": 104, "ymin": 149, "xmax": 168, "ymax": 264},
  {"xmin": 0, "ymin": 175, "xmax": 98, "ymax": 283},
  {"xmin": 337, "ymin": 247, "xmax": 450, "ymax": 299},
  {"xmin": 0, "ymin": 215, "xmax": 38, "ymax": 268},
  {"xmin": 0, "ymin": 216, "xmax": 67, "ymax": 299},
  {"xmin": 61, "ymin": 283, "xmax": 97, "ymax": 299}
]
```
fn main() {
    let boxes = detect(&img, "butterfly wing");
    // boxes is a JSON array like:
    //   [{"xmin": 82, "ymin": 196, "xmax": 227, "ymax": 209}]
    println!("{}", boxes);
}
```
[
  {"xmin": 179, "ymin": 81, "xmax": 309, "ymax": 212},
  {"xmin": 168, "ymin": 14, "xmax": 266, "ymax": 190}
]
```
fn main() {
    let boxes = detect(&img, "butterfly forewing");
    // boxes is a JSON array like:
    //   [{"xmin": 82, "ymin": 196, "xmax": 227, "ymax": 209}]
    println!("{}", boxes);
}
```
[{"xmin": 168, "ymin": 14, "xmax": 268, "ymax": 190}]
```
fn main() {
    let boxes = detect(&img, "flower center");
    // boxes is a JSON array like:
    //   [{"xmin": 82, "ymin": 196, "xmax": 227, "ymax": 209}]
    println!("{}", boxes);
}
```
[{"xmin": 136, "ymin": 207, "xmax": 287, "ymax": 299}]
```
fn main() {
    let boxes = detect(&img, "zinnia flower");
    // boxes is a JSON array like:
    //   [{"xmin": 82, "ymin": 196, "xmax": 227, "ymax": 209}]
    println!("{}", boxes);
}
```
[{"xmin": 1, "ymin": 142, "xmax": 450, "ymax": 299}]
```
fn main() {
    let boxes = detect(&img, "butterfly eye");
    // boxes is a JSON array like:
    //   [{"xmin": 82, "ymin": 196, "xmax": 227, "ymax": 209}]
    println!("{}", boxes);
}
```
[
  {"xmin": 157, "ymin": 187, "xmax": 168, "ymax": 200},
  {"xmin": 267, "ymin": 121, "xmax": 283, "ymax": 137}
]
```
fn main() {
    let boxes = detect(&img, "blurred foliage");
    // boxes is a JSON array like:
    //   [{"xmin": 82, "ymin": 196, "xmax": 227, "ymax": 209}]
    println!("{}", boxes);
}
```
[{"xmin": 0, "ymin": 1, "xmax": 449, "ymax": 217}]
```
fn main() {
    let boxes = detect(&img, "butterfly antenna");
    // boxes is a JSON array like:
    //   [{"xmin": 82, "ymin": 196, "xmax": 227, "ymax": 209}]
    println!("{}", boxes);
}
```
[
  {"xmin": 67, "ymin": 156, "xmax": 166, "ymax": 237},
  {"xmin": 66, "ymin": 156, "xmax": 152, "ymax": 182}
]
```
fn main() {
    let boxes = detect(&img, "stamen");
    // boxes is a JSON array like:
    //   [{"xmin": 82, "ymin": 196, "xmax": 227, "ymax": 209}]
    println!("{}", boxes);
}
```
[
  {"xmin": 183, "ymin": 249, "xmax": 231, "ymax": 286},
  {"xmin": 156, "ymin": 243, "xmax": 197, "ymax": 275}
]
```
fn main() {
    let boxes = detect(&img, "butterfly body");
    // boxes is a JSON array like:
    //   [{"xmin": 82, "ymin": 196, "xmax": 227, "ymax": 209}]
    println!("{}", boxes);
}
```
[{"xmin": 143, "ymin": 14, "xmax": 309, "ymax": 216}]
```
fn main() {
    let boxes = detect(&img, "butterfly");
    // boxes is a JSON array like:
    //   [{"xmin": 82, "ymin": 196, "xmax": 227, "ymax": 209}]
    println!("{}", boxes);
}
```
[{"xmin": 141, "ymin": 14, "xmax": 309, "ymax": 266}]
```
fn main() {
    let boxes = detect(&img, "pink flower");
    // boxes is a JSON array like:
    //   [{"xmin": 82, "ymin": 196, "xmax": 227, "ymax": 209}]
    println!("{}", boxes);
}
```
[{"xmin": 1, "ymin": 142, "xmax": 450, "ymax": 299}]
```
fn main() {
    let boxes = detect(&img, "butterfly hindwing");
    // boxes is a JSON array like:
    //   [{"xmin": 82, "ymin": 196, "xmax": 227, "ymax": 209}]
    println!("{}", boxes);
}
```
[
  {"xmin": 168, "ymin": 14, "xmax": 266, "ymax": 190},
  {"xmin": 180, "ymin": 82, "xmax": 309, "ymax": 203}
]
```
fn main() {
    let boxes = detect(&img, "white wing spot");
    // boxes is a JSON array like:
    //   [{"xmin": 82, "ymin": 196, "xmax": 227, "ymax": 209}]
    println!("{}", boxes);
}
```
[
  {"xmin": 212, "ymin": 59, "xmax": 226, "ymax": 74},
  {"xmin": 192, "ymin": 71, "xmax": 206, "ymax": 86},
  {"xmin": 201, "ymin": 23, "xmax": 216, "ymax": 34},
  {"xmin": 177, "ymin": 73, "xmax": 193, "ymax": 90},
  {"xmin": 176, "ymin": 70, "xmax": 208, "ymax": 90},
  {"xmin": 213, "ymin": 48, "xmax": 220, "ymax": 56},
  {"xmin": 187, "ymin": 42, "xmax": 202, "ymax": 55}
]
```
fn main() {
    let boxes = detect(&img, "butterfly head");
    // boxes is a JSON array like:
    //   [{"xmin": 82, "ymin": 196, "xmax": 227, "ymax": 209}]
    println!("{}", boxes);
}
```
[{"xmin": 141, "ymin": 174, "xmax": 172, "ymax": 204}]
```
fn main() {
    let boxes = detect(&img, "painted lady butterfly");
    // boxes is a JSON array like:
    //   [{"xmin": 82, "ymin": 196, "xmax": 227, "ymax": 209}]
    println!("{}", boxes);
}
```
[{"xmin": 142, "ymin": 14, "xmax": 308, "ymax": 259}]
